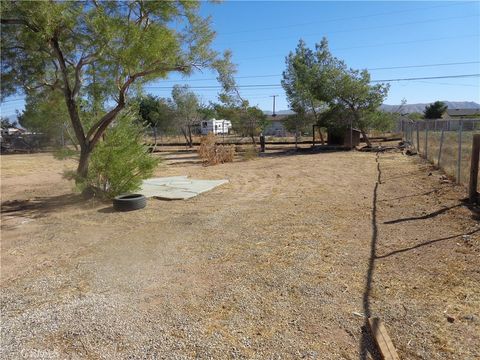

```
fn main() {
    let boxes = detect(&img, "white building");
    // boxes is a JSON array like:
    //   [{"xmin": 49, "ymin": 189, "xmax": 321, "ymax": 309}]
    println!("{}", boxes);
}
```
[{"xmin": 200, "ymin": 118, "xmax": 232, "ymax": 135}]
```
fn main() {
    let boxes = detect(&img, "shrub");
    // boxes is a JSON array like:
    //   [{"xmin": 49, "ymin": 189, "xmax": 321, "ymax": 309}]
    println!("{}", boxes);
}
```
[
  {"xmin": 84, "ymin": 111, "xmax": 159, "ymax": 198},
  {"xmin": 242, "ymin": 144, "xmax": 258, "ymax": 160},
  {"xmin": 198, "ymin": 133, "xmax": 235, "ymax": 165}
]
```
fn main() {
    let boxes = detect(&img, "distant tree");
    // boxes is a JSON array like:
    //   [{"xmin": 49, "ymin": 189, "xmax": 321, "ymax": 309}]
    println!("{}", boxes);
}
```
[
  {"xmin": 0, "ymin": 117, "xmax": 17, "ymax": 129},
  {"xmin": 171, "ymin": 85, "xmax": 202, "ymax": 147},
  {"xmin": 1, "ymin": 1, "xmax": 223, "ymax": 179},
  {"xmin": 409, "ymin": 112, "xmax": 424, "ymax": 120},
  {"xmin": 281, "ymin": 37, "xmax": 389, "ymax": 146},
  {"xmin": 17, "ymin": 89, "xmax": 79, "ymax": 148},
  {"xmin": 216, "ymin": 52, "xmax": 267, "ymax": 145},
  {"xmin": 137, "ymin": 95, "xmax": 175, "ymax": 148},
  {"xmin": 423, "ymin": 101, "xmax": 447, "ymax": 119},
  {"xmin": 333, "ymin": 69, "xmax": 390, "ymax": 145},
  {"xmin": 282, "ymin": 39, "xmax": 338, "ymax": 144}
]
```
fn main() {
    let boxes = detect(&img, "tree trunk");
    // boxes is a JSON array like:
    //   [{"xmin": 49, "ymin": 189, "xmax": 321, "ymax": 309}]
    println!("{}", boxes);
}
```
[
  {"xmin": 187, "ymin": 125, "xmax": 193, "ymax": 148},
  {"xmin": 152, "ymin": 125, "xmax": 157, "ymax": 153},
  {"xmin": 361, "ymin": 129, "xmax": 372, "ymax": 147},
  {"xmin": 77, "ymin": 145, "xmax": 91, "ymax": 179},
  {"xmin": 181, "ymin": 127, "xmax": 190, "ymax": 148},
  {"xmin": 318, "ymin": 128, "xmax": 325, "ymax": 145}
]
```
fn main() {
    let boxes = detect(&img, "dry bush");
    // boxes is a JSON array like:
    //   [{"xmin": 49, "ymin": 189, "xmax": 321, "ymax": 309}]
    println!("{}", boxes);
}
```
[
  {"xmin": 242, "ymin": 144, "xmax": 259, "ymax": 160},
  {"xmin": 198, "ymin": 133, "xmax": 235, "ymax": 165}
]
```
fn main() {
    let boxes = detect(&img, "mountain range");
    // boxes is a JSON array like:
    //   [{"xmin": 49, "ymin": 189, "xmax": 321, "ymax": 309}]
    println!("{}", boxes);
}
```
[{"xmin": 264, "ymin": 101, "xmax": 480, "ymax": 115}]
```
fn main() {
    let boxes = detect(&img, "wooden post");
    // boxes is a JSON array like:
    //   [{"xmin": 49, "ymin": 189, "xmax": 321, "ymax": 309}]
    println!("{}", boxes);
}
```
[
  {"xmin": 469, "ymin": 134, "xmax": 480, "ymax": 203},
  {"xmin": 368, "ymin": 318, "xmax": 400, "ymax": 360},
  {"xmin": 312, "ymin": 125, "xmax": 316, "ymax": 147},
  {"xmin": 437, "ymin": 127, "xmax": 445, "ymax": 168},
  {"xmin": 457, "ymin": 120, "xmax": 463, "ymax": 184},
  {"xmin": 260, "ymin": 133, "xmax": 265, "ymax": 153}
]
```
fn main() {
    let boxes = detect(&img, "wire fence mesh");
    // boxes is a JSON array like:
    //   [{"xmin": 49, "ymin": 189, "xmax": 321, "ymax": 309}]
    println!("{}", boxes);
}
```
[{"xmin": 400, "ymin": 118, "xmax": 480, "ymax": 189}]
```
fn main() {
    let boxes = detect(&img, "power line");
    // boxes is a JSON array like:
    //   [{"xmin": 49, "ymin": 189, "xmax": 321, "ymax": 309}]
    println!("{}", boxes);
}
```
[
  {"xmin": 3, "ymin": 72, "xmax": 478, "ymax": 103},
  {"xmin": 144, "ymin": 74, "xmax": 480, "ymax": 89},
  {"xmin": 215, "ymin": 14, "xmax": 480, "ymax": 46},
  {"xmin": 147, "ymin": 61, "xmax": 480, "ymax": 84},
  {"xmin": 238, "ymin": 34, "xmax": 480, "ymax": 61},
  {"xmin": 219, "ymin": 1, "xmax": 477, "ymax": 36}
]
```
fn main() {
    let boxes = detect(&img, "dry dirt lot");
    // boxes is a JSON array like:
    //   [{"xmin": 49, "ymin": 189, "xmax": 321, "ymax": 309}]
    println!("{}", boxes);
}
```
[{"xmin": 1, "ymin": 149, "xmax": 479, "ymax": 359}]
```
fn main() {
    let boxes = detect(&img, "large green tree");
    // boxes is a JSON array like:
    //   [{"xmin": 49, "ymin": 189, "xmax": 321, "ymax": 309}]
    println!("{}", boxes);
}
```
[
  {"xmin": 281, "ymin": 39, "xmax": 340, "ymax": 144},
  {"xmin": 282, "ymin": 37, "xmax": 389, "ymax": 146},
  {"xmin": 1, "ymin": 1, "xmax": 222, "ymax": 178},
  {"xmin": 423, "ymin": 101, "xmax": 447, "ymax": 119},
  {"xmin": 332, "ymin": 69, "xmax": 389, "ymax": 146}
]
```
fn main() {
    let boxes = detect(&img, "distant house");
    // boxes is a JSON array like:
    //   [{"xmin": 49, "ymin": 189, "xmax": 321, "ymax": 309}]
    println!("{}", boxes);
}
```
[
  {"xmin": 263, "ymin": 115, "xmax": 288, "ymax": 136},
  {"xmin": 1, "ymin": 127, "xmax": 24, "ymax": 137},
  {"xmin": 200, "ymin": 118, "xmax": 232, "ymax": 135},
  {"xmin": 443, "ymin": 108, "xmax": 480, "ymax": 118}
]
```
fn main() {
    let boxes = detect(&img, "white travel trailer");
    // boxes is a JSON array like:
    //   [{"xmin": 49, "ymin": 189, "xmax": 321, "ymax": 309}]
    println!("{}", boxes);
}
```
[{"xmin": 200, "ymin": 118, "xmax": 232, "ymax": 135}]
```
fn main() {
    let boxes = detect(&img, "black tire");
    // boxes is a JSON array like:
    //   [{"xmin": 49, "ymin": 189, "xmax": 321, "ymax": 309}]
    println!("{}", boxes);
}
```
[{"xmin": 113, "ymin": 194, "xmax": 147, "ymax": 212}]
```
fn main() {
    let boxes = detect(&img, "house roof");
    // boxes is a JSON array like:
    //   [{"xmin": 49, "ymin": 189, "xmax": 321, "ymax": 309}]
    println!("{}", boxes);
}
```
[{"xmin": 446, "ymin": 108, "xmax": 480, "ymax": 116}]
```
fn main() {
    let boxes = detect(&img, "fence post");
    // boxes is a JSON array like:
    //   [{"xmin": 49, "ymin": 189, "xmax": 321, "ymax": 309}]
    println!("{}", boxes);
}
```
[
  {"xmin": 425, "ymin": 122, "xmax": 429, "ymax": 160},
  {"xmin": 469, "ymin": 134, "xmax": 480, "ymax": 203},
  {"xmin": 437, "ymin": 127, "xmax": 445, "ymax": 167},
  {"xmin": 457, "ymin": 120, "xmax": 463, "ymax": 184},
  {"xmin": 416, "ymin": 122, "xmax": 420, "ymax": 152}
]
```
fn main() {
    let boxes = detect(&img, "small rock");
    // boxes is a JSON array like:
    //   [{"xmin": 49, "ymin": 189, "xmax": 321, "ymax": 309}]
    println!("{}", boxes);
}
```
[
  {"xmin": 446, "ymin": 316, "xmax": 455, "ymax": 323},
  {"xmin": 463, "ymin": 314, "xmax": 477, "ymax": 322}
]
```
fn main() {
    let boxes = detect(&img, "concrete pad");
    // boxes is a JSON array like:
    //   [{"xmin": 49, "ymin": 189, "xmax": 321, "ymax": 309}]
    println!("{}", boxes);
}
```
[{"xmin": 139, "ymin": 176, "xmax": 228, "ymax": 200}]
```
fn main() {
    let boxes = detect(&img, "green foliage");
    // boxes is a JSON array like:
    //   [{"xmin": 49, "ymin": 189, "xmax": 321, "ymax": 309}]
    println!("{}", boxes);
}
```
[
  {"xmin": 0, "ymin": 117, "xmax": 17, "ymax": 128},
  {"xmin": 283, "ymin": 113, "xmax": 316, "ymax": 134},
  {"xmin": 215, "ymin": 58, "xmax": 267, "ymax": 141},
  {"xmin": 137, "ymin": 95, "xmax": 175, "ymax": 134},
  {"xmin": 1, "ymin": 0, "xmax": 224, "ymax": 177},
  {"xmin": 424, "ymin": 101, "xmax": 447, "ymax": 119},
  {"xmin": 17, "ymin": 89, "xmax": 74, "ymax": 144},
  {"xmin": 363, "ymin": 111, "xmax": 396, "ymax": 132},
  {"xmin": 85, "ymin": 111, "xmax": 159, "ymax": 198},
  {"xmin": 409, "ymin": 112, "xmax": 424, "ymax": 120},
  {"xmin": 281, "ymin": 37, "xmax": 390, "ymax": 141},
  {"xmin": 53, "ymin": 148, "xmax": 78, "ymax": 160}
]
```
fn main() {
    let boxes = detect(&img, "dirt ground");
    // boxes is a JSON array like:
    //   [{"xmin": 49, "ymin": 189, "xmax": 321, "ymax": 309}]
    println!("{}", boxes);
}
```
[{"xmin": 1, "ymin": 148, "xmax": 479, "ymax": 359}]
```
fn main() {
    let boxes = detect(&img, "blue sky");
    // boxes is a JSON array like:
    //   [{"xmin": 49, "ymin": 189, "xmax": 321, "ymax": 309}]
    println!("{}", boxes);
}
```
[{"xmin": 1, "ymin": 1, "xmax": 479, "ymax": 118}]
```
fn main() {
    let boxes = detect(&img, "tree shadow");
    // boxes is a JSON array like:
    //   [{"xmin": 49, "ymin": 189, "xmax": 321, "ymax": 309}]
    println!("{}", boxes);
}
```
[
  {"xmin": 383, "ymin": 204, "xmax": 461, "ymax": 224},
  {"xmin": 359, "ymin": 152, "xmax": 382, "ymax": 360},
  {"xmin": 376, "ymin": 228, "xmax": 479, "ymax": 259},
  {"xmin": 1, "ymin": 193, "xmax": 95, "ymax": 220},
  {"xmin": 377, "ymin": 189, "xmax": 439, "ymax": 203}
]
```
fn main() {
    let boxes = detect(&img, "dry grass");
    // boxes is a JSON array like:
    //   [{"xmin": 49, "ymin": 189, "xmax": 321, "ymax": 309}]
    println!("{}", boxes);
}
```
[
  {"xmin": 1, "ymin": 150, "xmax": 479, "ymax": 359},
  {"xmin": 416, "ymin": 130, "xmax": 479, "ymax": 187},
  {"xmin": 198, "ymin": 133, "xmax": 235, "ymax": 165}
]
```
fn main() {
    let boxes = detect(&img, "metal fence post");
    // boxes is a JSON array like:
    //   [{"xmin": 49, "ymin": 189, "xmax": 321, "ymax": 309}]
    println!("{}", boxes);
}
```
[
  {"xmin": 416, "ymin": 122, "xmax": 420, "ymax": 152},
  {"xmin": 457, "ymin": 120, "xmax": 463, "ymax": 184},
  {"xmin": 469, "ymin": 134, "xmax": 480, "ymax": 203},
  {"xmin": 438, "ymin": 126, "xmax": 445, "ymax": 167},
  {"xmin": 425, "ymin": 122, "xmax": 429, "ymax": 160}
]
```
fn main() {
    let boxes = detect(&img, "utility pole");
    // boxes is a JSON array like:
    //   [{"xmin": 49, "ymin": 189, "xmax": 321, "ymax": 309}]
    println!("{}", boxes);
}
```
[{"xmin": 270, "ymin": 95, "xmax": 278, "ymax": 117}]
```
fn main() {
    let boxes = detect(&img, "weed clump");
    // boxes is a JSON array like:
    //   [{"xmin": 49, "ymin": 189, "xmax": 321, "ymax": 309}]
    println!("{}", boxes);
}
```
[{"xmin": 198, "ymin": 133, "xmax": 235, "ymax": 165}]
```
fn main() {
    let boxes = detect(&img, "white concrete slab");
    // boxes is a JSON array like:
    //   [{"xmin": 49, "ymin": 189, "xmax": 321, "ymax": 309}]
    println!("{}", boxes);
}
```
[{"xmin": 139, "ymin": 176, "xmax": 228, "ymax": 200}]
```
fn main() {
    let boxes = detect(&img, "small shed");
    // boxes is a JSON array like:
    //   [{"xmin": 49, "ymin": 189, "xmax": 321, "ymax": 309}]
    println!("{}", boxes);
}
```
[{"xmin": 327, "ymin": 127, "xmax": 361, "ymax": 147}]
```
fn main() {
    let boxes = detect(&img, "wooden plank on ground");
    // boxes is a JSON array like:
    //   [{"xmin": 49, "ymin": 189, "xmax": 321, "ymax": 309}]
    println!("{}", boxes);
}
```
[{"xmin": 368, "ymin": 317, "xmax": 400, "ymax": 360}]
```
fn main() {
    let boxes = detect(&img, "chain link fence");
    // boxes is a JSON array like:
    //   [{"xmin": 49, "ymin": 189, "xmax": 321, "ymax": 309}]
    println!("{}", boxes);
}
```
[{"xmin": 400, "ymin": 118, "xmax": 480, "ymax": 188}]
